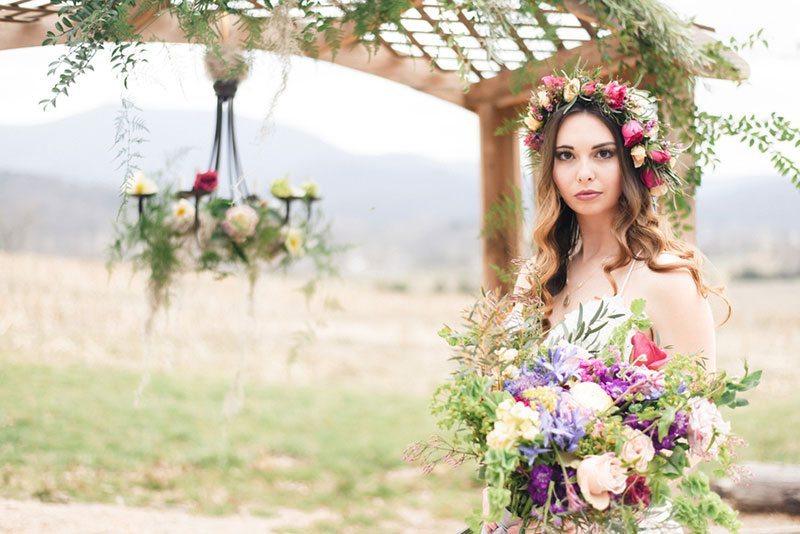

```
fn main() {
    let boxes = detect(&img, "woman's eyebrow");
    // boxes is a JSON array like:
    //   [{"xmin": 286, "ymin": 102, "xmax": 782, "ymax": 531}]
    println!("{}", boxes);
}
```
[{"xmin": 555, "ymin": 142, "xmax": 615, "ymax": 150}]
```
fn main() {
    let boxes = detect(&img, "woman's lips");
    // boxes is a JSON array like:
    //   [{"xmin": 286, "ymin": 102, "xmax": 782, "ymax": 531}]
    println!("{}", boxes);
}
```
[{"xmin": 575, "ymin": 191, "xmax": 602, "ymax": 201}]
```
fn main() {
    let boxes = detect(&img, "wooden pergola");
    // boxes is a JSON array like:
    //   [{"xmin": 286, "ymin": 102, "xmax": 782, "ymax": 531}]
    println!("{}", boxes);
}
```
[{"xmin": 0, "ymin": 0, "xmax": 748, "ymax": 290}]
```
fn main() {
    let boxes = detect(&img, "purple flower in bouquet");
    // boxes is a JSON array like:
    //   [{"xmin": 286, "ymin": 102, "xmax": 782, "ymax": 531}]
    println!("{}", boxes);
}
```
[
  {"xmin": 529, "ymin": 344, "xmax": 581, "ymax": 386},
  {"xmin": 539, "ymin": 401, "xmax": 590, "ymax": 453},
  {"xmin": 520, "ymin": 444, "xmax": 551, "ymax": 465},
  {"xmin": 625, "ymin": 411, "xmax": 688, "ymax": 451},
  {"xmin": 527, "ymin": 464, "xmax": 577, "ymax": 511},
  {"xmin": 504, "ymin": 367, "xmax": 549, "ymax": 399},
  {"xmin": 578, "ymin": 359, "xmax": 637, "ymax": 400}
]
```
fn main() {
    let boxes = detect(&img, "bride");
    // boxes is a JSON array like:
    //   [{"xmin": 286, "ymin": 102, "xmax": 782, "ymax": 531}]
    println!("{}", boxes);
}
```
[{"xmin": 482, "ymin": 79, "xmax": 730, "ymax": 533}]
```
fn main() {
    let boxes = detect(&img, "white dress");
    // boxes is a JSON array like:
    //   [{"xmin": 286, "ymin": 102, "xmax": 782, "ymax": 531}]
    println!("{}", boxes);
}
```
[{"xmin": 491, "ymin": 260, "xmax": 683, "ymax": 533}]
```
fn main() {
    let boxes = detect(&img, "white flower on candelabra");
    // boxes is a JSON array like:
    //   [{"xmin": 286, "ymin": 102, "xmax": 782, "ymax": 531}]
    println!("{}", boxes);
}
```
[
  {"xmin": 124, "ymin": 171, "xmax": 158, "ymax": 196},
  {"xmin": 270, "ymin": 176, "xmax": 293, "ymax": 199},
  {"xmin": 283, "ymin": 227, "xmax": 305, "ymax": 257},
  {"xmin": 167, "ymin": 199, "xmax": 196, "ymax": 233},
  {"xmin": 301, "ymin": 180, "xmax": 319, "ymax": 199},
  {"xmin": 222, "ymin": 204, "xmax": 259, "ymax": 244}
]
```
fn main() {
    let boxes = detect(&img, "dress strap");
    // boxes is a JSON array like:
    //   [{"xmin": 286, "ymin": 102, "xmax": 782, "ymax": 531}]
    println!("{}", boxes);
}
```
[{"xmin": 619, "ymin": 260, "xmax": 637, "ymax": 297}]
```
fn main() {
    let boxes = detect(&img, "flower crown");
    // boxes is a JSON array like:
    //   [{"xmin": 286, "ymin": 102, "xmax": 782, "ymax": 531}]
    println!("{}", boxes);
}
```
[{"xmin": 521, "ymin": 70, "xmax": 683, "ymax": 197}]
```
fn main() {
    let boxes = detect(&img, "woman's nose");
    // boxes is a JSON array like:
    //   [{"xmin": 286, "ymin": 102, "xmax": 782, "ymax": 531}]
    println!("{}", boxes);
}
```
[{"xmin": 576, "ymin": 157, "xmax": 594, "ymax": 182}]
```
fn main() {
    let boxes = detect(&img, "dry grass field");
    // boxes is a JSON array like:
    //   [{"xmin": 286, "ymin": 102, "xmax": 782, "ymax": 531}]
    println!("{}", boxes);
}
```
[{"xmin": 0, "ymin": 251, "xmax": 798, "ymax": 532}]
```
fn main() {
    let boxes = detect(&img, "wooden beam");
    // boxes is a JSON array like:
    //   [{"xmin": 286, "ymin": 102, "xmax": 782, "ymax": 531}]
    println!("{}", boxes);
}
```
[
  {"xmin": 479, "ymin": 103, "xmax": 522, "ymax": 292},
  {"xmin": 464, "ymin": 37, "xmax": 634, "ymax": 110}
]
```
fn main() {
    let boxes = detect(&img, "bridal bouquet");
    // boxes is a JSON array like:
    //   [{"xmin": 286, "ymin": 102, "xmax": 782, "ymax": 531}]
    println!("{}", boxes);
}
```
[{"xmin": 405, "ymin": 290, "xmax": 760, "ymax": 533}]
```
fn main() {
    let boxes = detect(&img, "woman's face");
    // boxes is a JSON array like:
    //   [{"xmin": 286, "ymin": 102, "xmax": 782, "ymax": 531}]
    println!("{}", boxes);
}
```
[{"xmin": 552, "ymin": 112, "xmax": 623, "ymax": 217}]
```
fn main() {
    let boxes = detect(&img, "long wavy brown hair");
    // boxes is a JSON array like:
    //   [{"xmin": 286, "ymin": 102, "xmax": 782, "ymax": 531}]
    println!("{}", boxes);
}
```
[{"xmin": 523, "ymin": 100, "xmax": 731, "ymax": 332}]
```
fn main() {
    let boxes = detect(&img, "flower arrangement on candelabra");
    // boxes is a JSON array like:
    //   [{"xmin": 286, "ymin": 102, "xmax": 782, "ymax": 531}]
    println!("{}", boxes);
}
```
[{"xmin": 108, "ymin": 48, "xmax": 335, "ymax": 323}]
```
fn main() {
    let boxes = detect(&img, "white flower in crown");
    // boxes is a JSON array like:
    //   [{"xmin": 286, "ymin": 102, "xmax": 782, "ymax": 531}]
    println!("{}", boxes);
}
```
[
  {"xmin": 283, "ymin": 227, "xmax": 305, "ymax": 257},
  {"xmin": 537, "ymin": 90, "xmax": 551, "ymax": 109},
  {"xmin": 124, "ymin": 170, "xmax": 158, "ymax": 196},
  {"xmin": 167, "ymin": 198, "xmax": 196, "ymax": 233},
  {"xmin": 627, "ymin": 89, "xmax": 658, "ymax": 121},
  {"xmin": 222, "ymin": 204, "xmax": 259, "ymax": 244},
  {"xmin": 563, "ymin": 78, "xmax": 581, "ymax": 103}
]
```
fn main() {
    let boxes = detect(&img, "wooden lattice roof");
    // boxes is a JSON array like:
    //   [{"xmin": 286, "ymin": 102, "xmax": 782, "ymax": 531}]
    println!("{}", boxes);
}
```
[{"xmin": 0, "ymin": 0, "xmax": 748, "ymax": 110}]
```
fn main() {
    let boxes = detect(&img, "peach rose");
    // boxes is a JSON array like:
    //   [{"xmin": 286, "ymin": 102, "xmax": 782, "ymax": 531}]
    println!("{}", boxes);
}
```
[
  {"xmin": 620, "ymin": 427, "xmax": 655, "ymax": 472},
  {"xmin": 577, "ymin": 453, "xmax": 628, "ymax": 510},
  {"xmin": 630, "ymin": 144, "xmax": 646, "ymax": 168}
]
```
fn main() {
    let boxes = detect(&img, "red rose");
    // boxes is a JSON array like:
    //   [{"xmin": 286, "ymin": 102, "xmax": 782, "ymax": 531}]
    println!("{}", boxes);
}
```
[
  {"xmin": 649, "ymin": 149, "xmax": 671, "ymax": 165},
  {"xmin": 629, "ymin": 332, "xmax": 668, "ymax": 370},
  {"xmin": 194, "ymin": 170, "xmax": 218, "ymax": 193},
  {"xmin": 621, "ymin": 120, "xmax": 644, "ymax": 147},
  {"xmin": 603, "ymin": 80, "xmax": 628, "ymax": 110},
  {"xmin": 640, "ymin": 168, "xmax": 664, "ymax": 190},
  {"xmin": 541, "ymin": 75, "xmax": 565, "ymax": 90},
  {"xmin": 623, "ymin": 474, "xmax": 651, "ymax": 508},
  {"xmin": 582, "ymin": 81, "xmax": 598, "ymax": 96}
]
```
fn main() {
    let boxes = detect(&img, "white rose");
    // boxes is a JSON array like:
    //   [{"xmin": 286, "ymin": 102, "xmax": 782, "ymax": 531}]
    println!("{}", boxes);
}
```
[
  {"xmin": 569, "ymin": 382, "xmax": 614, "ymax": 414},
  {"xmin": 537, "ymin": 90, "xmax": 550, "ymax": 108},
  {"xmin": 620, "ymin": 427, "xmax": 655, "ymax": 472},
  {"xmin": 563, "ymin": 78, "xmax": 581, "ymax": 102},
  {"xmin": 630, "ymin": 144, "xmax": 647, "ymax": 168},
  {"xmin": 501, "ymin": 364, "xmax": 520, "ymax": 380},
  {"xmin": 496, "ymin": 347, "xmax": 518, "ymax": 363},
  {"xmin": 487, "ymin": 420, "xmax": 517, "ymax": 449}
]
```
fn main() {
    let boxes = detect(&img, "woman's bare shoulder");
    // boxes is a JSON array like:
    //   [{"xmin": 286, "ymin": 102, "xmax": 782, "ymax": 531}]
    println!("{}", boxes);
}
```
[{"xmin": 637, "ymin": 252, "xmax": 703, "ymax": 304}]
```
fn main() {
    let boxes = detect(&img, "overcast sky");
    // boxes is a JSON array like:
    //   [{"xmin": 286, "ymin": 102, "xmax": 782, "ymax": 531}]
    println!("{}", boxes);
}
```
[{"xmin": 0, "ymin": 0, "xmax": 798, "ymax": 180}]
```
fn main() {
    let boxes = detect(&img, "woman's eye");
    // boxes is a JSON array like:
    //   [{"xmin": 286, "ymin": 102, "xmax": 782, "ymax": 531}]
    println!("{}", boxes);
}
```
[
  {"xmin": 555, "ymin": 151, "xmax": 573, "ymax": 161},
  {"xmin": 597, "ymin": 149, "xmax": 615, "ymax": 159}
]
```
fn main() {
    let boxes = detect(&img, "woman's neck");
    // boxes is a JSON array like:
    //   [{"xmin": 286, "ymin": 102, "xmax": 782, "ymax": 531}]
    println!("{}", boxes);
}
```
[{"xmin": 574, "ymin": 211, "xmax": 621, "ymax": 262}]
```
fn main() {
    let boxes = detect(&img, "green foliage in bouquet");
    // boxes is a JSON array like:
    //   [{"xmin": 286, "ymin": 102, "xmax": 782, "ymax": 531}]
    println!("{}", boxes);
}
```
[{"xmin": 407, "ymin": 283, "xmax": 761, "ymax": 534}]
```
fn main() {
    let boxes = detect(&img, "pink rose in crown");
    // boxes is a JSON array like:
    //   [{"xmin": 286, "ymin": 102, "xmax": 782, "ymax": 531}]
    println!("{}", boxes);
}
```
[
  {"xmin": 629, "ymin": 332, "xmax": 668, "ymax": 370},
  {"xmin": 649, "ymin": 149, "xmax": 671, "ymax": 165},
  {"xmin": 621, "ymin": 120, "xmax": 644, "ymax": 147},
  {"xmin": 603, "ymin": 80, "xmax": 628, "ymax": 110},
  {"xmin": 640, "ymin": 167, "xmax": 664, "ymax": 190},
  {"xmin": 542, "ymin": 75, "xmax": 565, "ymax": 91},
  {"xmin": 582, "ymin": 81, "xmax": 598, "ymax": 96},
  {"xmin": 576, "ymin": 453, "xmax": 627, "ymax": 511},
  {"xmin": 194, "ymin": 170, "xmax": 218, "ymax": 193}
]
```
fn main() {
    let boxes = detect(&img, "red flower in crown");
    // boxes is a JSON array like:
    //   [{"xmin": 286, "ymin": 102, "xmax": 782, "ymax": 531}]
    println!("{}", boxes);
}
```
[
  {"xmin": 640, "ymin": 168, "xmax": 664, "ymax": 189},
  {"xmin": 649, "ymin": 149, "xmax": 671, "ymax": 165},
  {"xmin": 603, "ymin": 80, "xmax": 628, "ymax": 110},
  {"xmin": 194, "ymin": 170, "xmax": 218, "ymax": 193},
  {"xmin": 622, "ymin": 120, "xmax": 644, "ymax": 147}
]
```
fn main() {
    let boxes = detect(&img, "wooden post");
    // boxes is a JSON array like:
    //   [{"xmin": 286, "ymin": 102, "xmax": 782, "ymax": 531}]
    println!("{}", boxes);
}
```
[{"xmin": 478, "ymin": 103, "xmax": 522, "ymax": 292}]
